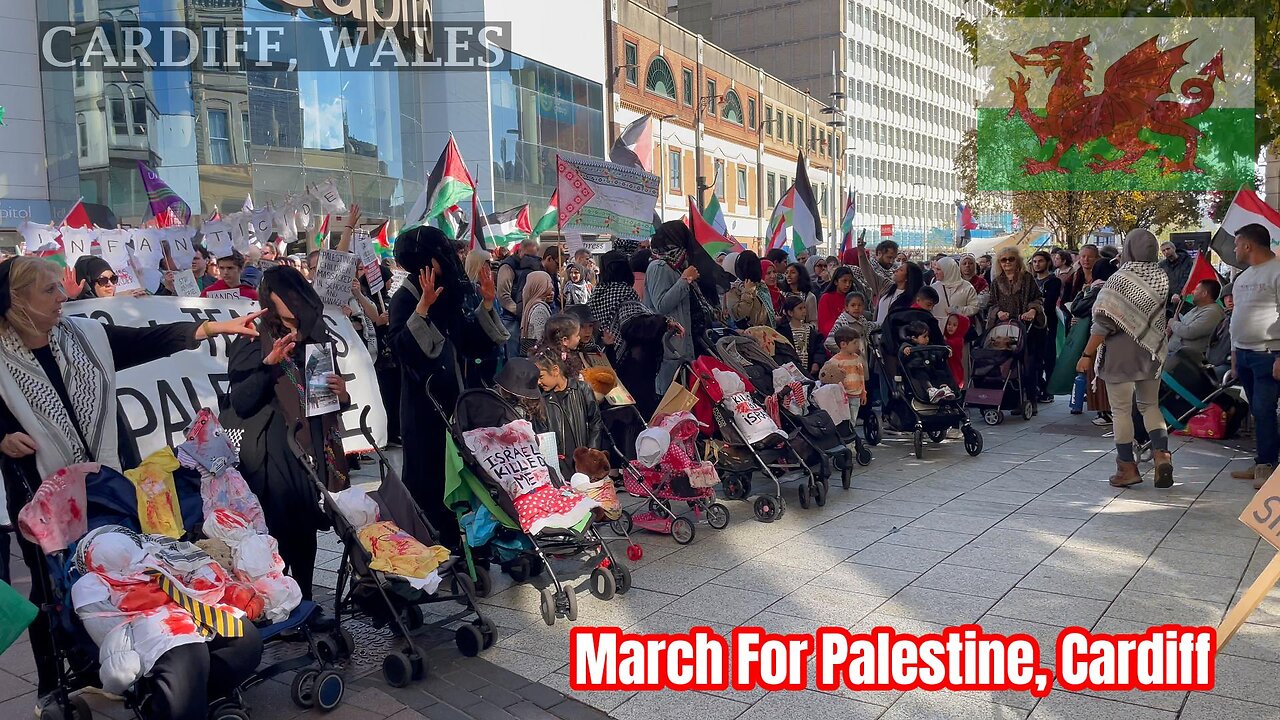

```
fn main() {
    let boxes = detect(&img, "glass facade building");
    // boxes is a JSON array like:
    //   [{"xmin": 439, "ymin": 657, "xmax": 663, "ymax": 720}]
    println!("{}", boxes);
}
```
[
  {"xmin": 44, "ymin": 0, "xmax": 428, "ymax": 228},
  {"xmin": 488, "ymin": 52, "xmax": 605, "ymax": 214}
]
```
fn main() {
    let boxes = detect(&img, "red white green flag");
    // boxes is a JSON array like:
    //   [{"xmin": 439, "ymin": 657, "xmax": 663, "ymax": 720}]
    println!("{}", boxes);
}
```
[
  {"xmin": 312, "ymin": 214, "xmax": 330, "ymax": 250},
  {"xmin": 531, "ymin": 191, "xmax": 558, "ymax": 237},
  {"xmin": 688, "ymin": 197, "xmax": 741, "ymax": 257},
  {"xmin": 371, "ymin": 221, "xmax": 392, "ymax": 259},
  {"xmin": 406, "ymin": 135, "xmax": 475, "ymax": 229}
]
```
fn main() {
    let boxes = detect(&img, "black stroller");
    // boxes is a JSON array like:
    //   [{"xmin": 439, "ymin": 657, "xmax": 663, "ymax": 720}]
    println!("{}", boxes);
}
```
[
  {"xmin": 966, "ymin": 319, "xmax": 1037, "ymax": 425},
  {"xmin": 289, "ymin": 410, "xmax": 495, "ymax": 689}
]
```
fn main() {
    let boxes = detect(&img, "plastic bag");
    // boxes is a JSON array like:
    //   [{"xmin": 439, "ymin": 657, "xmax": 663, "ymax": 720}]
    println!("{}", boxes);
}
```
[
  {"xmin": 331, "ymin": 486, "xmax": 380, "ymax": 528},
  {"xmin": 233, "ymin": 534, "xmax": 285, "ymax": 578},
  {"xmin": 725, "ymin": 390, "xmax": 781, "ymax": 445},
  {"xmin": 460, "ymin": 505, "xmax": 500, "ymax": 548}
]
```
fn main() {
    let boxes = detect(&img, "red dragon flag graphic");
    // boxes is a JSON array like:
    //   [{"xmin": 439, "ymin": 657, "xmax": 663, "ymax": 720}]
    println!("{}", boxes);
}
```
[{"xmin": 975, "ymin": 18, "xmax": 1254, "ymax": 193}]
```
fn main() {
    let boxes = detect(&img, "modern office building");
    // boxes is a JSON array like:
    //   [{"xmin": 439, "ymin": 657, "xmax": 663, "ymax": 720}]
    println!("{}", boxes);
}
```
[{"xmin": 671, "ymin": 0, "xmax": 996, "ymax": 249}]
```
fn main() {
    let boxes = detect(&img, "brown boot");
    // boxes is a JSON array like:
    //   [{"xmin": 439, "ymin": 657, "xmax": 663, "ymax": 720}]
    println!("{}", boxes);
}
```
[
  {"xmin": 1153, "ymin": 451, "xmax": 1173, "ymax": 489},
  {"xmin": 1110, "ymin": 459, "xmax": 1142, "ymax": 488}
]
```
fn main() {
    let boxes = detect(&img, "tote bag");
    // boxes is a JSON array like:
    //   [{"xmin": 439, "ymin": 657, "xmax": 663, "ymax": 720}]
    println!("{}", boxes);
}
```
[{"xmin": 0, "ymin": 578, "xmax": 37, "ymax": 654}]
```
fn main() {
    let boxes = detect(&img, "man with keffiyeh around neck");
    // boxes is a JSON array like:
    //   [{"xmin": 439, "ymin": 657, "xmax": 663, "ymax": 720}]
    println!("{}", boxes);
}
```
[{"xmin": 1075, "ymin": 229, "xmax": 1173, "ymax": 489}]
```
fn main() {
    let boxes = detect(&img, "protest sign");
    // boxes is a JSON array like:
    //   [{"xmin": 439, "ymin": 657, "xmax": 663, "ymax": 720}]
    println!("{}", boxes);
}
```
[
  {"xmin": 352, "ymin": 229, "xmax": 384, "ymax": 295},
  {"xmin": 314, "ymin": 250, "xmax": 357, "ymax": 307},
  {"xmin": 304, "ymin": 344, "xmax": 341, "ymax": 417},
  {"xmin": 171, "ymin": 269, "xmax": 202, "ymax": 297},
  {"xmin": 17, "ymin": 222, "xmax": 62, "ymax": 257},
  {"xmin": 200, "ymin": 220, "xmax": 235, "ymax": 258},
  {"xmin": 165, "ymin": 227, "xmax": 198, "ymax": 270},
  {"xmin": 249, "ymin": 209, "xmax": 275, "ymax": 246},
  {"xmin": 556, "ymin": 152, "xmax": 659, "ymax": 241},
  {"xmin": 1221, "ymin": 466, "xmax": 1280, "ymax": 649},
  {"xmin": 388, "ymin": 269, "xmax": 409, "ymax": 298},
  {"xmin": 60, "ymin": 226, "xmax": 97, "ymax": 268},
  {"xmin": 98, "ymin": 229, "xmax": 141, "ymax": 293},
  {"xmin": 228, "ymin": 212, "xmax": 253, "ymax": 253},
  {"xmin": 206, "ymin": 289, "xmax": 244, "ymax": 300},
  {"xmin": 66, "ymin": 296, "xmax": 387, "ymax": 456},
  {"xmin": 311, "ymin": 178, "xmax": 347, "ymax": 214},
  {"xmin": 130, "ymin": 228, "xmax": 165, "ymax": 291}
]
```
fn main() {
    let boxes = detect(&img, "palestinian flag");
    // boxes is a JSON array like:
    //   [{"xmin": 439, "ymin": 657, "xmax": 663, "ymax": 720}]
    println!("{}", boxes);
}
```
[
  {"xmin": 791, "ymin": 152, "xmax": 822, "ymax": 253},
  {"xmin": 975, "ymin": 18, "xmax": 1253, "ymax": 192},
  {"xmin": 1180, "ymin": 251, "xmax": 1222, "ymax": 300},
  {"xmin": 137, "ymin": 161, "xmax": 191, "ymax": 226},
  {"xmin": 1211, "ymin": 187, "xmax": 1280, "ymax": 269},
  {"xmin": 406, "ymin": 134, "xmax": 474, "ymax": 228},
  {"xmin": 44, "ymin": 199, "xmax": 94, "ymax": 268},
  {"xmin": 767, "ymin": 187, "xmax": 796, "ymax": 252},
  {"xmin": 311, "ymin": 214, "xmax": 330, "ymax": 250},
  {"xmin": 688, "ymin": 196, "xmax": 741, "ymax": 258},
  {"xmin": 701, "ymin": 194, "xmax": 743, "ymax": 251},
  {"xmin": 531, "ymin": 191, "xmax": 558, "ymax": 237},
  {"xmin": 838, "ymin": 192, "xmax": 856, "ymax": 255},
  {"xmin": 433, "ymin": 205, "xmax": 468, "ymax": 240},
  {"xmin": 479, "ymin": 205, "xmax": 533, "ymax": 250},
  {"xmin": 371, "ymin": 221, "xmax": 392, "ymax": 259},
  {"xmin": 609, "ymin": 114, "xmax": 654, "ymax": 172}
]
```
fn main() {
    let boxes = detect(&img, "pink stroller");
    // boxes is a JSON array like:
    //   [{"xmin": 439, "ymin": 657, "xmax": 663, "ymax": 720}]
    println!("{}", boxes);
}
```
[{"xmin": 623, "ymin": 412, "xmax": 730, "ymax": 544}]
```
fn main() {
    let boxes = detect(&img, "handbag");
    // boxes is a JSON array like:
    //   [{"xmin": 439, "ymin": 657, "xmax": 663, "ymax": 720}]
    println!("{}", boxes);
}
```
[
  {"xmin": 652, "ymin": 377, "xmax": 701, "ymax": 422},
  {"xmin": 0, "ymin": 577, "xmax": 38, "ymax": 654}
]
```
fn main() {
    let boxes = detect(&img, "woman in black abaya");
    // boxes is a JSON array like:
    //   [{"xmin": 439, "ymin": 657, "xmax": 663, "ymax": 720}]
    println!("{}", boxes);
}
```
[{"xmin": 387, "ymin": 227, "xmax": 506, "ymax": 546}]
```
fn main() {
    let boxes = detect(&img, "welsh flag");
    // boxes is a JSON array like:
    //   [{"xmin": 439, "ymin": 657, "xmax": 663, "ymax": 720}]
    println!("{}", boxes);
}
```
[
  {"xmin": 406, "ymin": 134, "xmax": 474, "ymax": 229},
  {"xmin": 701, "ymin": 194, "xmax": 743, "ymax": 251},
  {"xmin": 531, "ymin": 191, "xmax": 558, "ymax": 237},
  {"xmin": 311, "ymin": 214, "xmax": 330, "ymax": 250},
  {"xmin": 767, "ymin": 187, "xmax": 796, "ymax": 253},
  {"xmin": 371, "ymin": 221, "xmax": 392, "ymax": 259},
  {"xmin": 838, "ymin": 191, "xmax": 856, "ymax": 255},
  {"xmin": 137, "ymin": 161, "xmax": 191, "ymax": 227},
  {"xmin": 688, "ymin": 197, "xmax": 740, "ymax": 258},
  {"xmin": 479, "ymin": 205, "xmax": 533, "ymax": 250}
]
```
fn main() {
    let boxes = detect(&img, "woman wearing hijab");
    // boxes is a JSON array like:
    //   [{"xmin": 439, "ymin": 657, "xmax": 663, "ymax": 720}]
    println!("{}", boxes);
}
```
[
  {"xmin": 0, "ymin": 257, "xmax": 262, "ymax": 697},
  {"xmin": 929, "ymin": 257, "xmax": 979, "ymax": 326},
  {"xmin": 875, "ymin": 262, "xmax": 923, "ymax": 326},
  {"xmin": 588, "ymin": 251, "xmax": 639, "ymax": 353},
  {"xmin": 562, "ymin": 262, "xmax": 592, "ymax": 306},
  {"xmin": 629, "ymin": 249, "xmax": 651, "ymax": 300},
  {"xmin": 69, "ymin": 255, "xmax": 120, "ymax": 300},
  {"xmin": 520, "ymin": 270, "xmax": 555, "ymax": 353},
  {"xmin": 387, "ymin": 226, "xmax": 506, "ymax": 543},
  {"xmin": 646, "ymin": 221, "xmax": 727, "ymax": 393},
  {"xmin": 817, "ymin": 266, "xmax": 856, "ymax": 336},
  {"xmin": 615, "ymin": 300, "xmax": 682, "ymax": 419},
  {"xmin": 759, "ymin": 259, "xmax": 783, "ymax": 313},
  {"xmin": 725, "ymin": 251, "xmax": 776, "ymax": 329},
  {"xmin": 1076, "ymin": 229, "xmax": 1173, "ymax": 488},
  {"xmin": 959, "ymin": 254, "xmax": 989, "ymax": 298},
  {"xmin": 227, "ymin": 266, "xmax": 348, "ymax": 601}
]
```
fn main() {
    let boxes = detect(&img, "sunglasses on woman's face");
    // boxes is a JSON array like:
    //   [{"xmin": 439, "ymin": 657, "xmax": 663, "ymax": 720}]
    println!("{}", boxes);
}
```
[
  {"xmin": 95, "ymin": 274, "xmax": 120, "ymax": 287},
  {"xmin": 999, "ymin": 258, "xmax": 1017, "ymax": 264}
]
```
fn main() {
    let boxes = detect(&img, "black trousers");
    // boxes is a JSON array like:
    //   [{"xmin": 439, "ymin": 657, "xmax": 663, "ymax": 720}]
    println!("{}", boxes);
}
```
[
  {"xmin": 16, "ymin": 531, "xmax": 58, "ymax": 695},
  {"xmin": 145, "ymin": 623, "xmax": 263, "ymax": 720},
  {"xmin": 275, "ymin": 523, "xmax": 318, "ymax": 601}
]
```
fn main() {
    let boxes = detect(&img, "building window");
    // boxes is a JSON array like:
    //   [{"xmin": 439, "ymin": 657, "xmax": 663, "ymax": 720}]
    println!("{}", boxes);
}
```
[
  {"xmin": 721, "ymin": 90, "xmax": 743, "ymax": 125},
  {"xmin": 71, "ymin": 0, "xmax": 84, "ymax": 22},
  {"xmin": 787, "ymin": 114, "xmax": 794, "ymax": 144},
  {"xmin": 714, "ymin": 159, "xmax": 726, "ymax": 199},
  {"xmin": 765, "ymin": 105, "xmax": 773, "ymax": 136},
  {"xmin": 767, "ymin": 172, "xmax": 776, "ymax": 208},
  {"xmin": 129, "ymin": 85, "xmax": 147, "ymax": 135},
  {"xmin": 645, "ymin": 56, "xmax": 676, "ymax": 100},
  {"xmin": 73, "ymin": 63, "xmax": 84, "ymax": 89},
  {"xmin": 77, "ymin": 114, "xmax": 87, "ymax": 158},
  {"xmin": 241, "ymin": 111, "xmax": 250, "ymax": 160},
  {"xmin": 208, "ymin": 109, "xmax": 232, "ymax": 165},
  {"xmin": 737, "ymin": 167, "xmax": 748, "ymax": 202},
  {"xmin": 682, "ymin": 68, "xmax": 693, "ymax": 106},
  {"xmin": 669, "ymin": 148, "xmax": 682, "ymax": 192},
  {"xmin": 623, "ymin": 41, "xmax": 638, "ymax": 85},
  {"xmin": 706, "ymin": 79, "xmax": 717, "ymax": 115},
  {"xmin": 107, "ymin": 87, "xmax": 128, "ymax": 136},
  {"xmin": 746, "ymin": 98, "xmax": 756, "ymax": 130}
]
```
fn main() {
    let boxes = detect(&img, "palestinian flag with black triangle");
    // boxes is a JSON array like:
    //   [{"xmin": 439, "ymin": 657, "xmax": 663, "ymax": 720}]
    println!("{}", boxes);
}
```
[
  {"xmin": 406, "ymin": 135, "xmax": 474, "ymax": 228},
  {"xmin": 479, "ymin": 205, "xmax": 533, "ymax": 250},
  {"xmin": 791, "ymin": 152, "xmax": 822, "ymax": 252},
  {"xmin": 532, "ymin": 191, "xmax": 558, "ymax": 237},
  {"xmin": 371, "ymin": 221, "xmax": 392, "ymax": 259}
]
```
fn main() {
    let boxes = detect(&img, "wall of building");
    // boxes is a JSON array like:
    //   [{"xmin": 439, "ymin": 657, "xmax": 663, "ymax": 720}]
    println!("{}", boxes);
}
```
[{"xmin": 0, "ymin": 0, "xmax": 56, "ymax": 238}]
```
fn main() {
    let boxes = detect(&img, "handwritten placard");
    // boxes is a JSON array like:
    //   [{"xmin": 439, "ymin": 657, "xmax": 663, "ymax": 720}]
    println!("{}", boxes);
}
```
[
  {"xmin": 172, "ymin": 269, "xmax": 202, "ymax": 297},
  {"xmin": 352, "ymin": 229, "xmax": 384, "ymax": 295},
  {"xmin": 207, "ymin": 289, "xmax": 244, "ymax": 300},
  {"xmin": 314, "ymin": 249, "xmax": 357, "ymax": 308}
]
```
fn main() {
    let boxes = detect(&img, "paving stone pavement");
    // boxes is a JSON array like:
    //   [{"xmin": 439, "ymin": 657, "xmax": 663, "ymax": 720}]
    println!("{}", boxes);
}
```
[{"xmin": 3, "ymin": 400, "xmax": 1279, "ymax": 718}]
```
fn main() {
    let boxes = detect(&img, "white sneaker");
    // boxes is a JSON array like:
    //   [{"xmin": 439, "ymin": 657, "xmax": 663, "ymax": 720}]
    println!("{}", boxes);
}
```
[{"xmin": 927, "ymin": 387, "xmax": 945, "ymax": 402}]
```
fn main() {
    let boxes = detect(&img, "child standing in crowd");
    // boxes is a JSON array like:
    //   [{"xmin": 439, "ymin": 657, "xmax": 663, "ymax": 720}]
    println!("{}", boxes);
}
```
[
  {"xmin": 776, "ymin": 295, "xmax": 825, "ymax": 377},
  {"xmin": 944, "ymin": 314, "xmax": 971, "ymax": 388},
  {"xmin": 821, "ymin": 326, "xmax": 868, "ymax": 422},
  {"xmin": 901, "ymin": 319, "xmax": 957, "ymax": 402},
  {"xmin": 825, "ymin": 291, "xmax": 870, "ymax": 354},
  {"xmin": 536, "ymin": 313, "xmax": 583, "ymax": 376},
  {"xmin": 201, "ymin": 250, "xmax": 259, "ymax": 300},
  {"xmin": 532, "ymin": 350, "xmax": 602, "ymax": 479}
]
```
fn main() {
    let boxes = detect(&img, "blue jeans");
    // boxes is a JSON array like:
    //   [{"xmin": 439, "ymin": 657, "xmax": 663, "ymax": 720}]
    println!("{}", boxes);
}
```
[
  {"xmin": 1236, "ymin": 349, "xmax": 1280, "ymax": 466},
  {"xmin": 501, "ymin": 312, "xmax": 521, "ymax": 361}
]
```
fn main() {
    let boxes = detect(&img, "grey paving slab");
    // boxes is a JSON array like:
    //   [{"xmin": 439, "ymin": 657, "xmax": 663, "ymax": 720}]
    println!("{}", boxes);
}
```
[
  {"xmin": 1180, "ymin": 693, "xmax": 1280, "ymax": 719},
  {"xmin": 911, "ymin": 562, "xmax": 1025, "ymax": 599},
  {"xmin": 987, "ymin": 588, "xmax": 1110, "ymax": 628},
  {"xmin": 1027, "ymin": 691, "xmax": 1176, "ymax": 719}
]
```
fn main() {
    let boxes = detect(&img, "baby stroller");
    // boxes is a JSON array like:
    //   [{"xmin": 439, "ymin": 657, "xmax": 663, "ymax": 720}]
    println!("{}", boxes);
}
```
[
  {"xmin": 289, "ymin": 409, "xmax": 494, "ymax": 689},
  {"xmin": 12, "ymin": 454, "xmax": 345, "ymax": 720},
  {"xmin": 967, "ymin": 320, "xmax": 1037, "ymax": 425},
  {"xmin": 620, "ymin": 411, "xmax": 730, "ymax": 544},
  {"xmin": 713, "ymin": 333, "xmax": 871, "ymax": 488},
  {"xmin": 448, "ymin": 387, "xmax": 632, "ymax": 626},
  {"xmin": 687, "ymin": 356, "xmax": 817, "ymax": 522},
  {"xmin": 878, "ymin": 314, "xmax": 983, "ymax": 460},
  {"xmin": 1134, "ymin": 348, "xmax": 1247, "ymax": 460}
]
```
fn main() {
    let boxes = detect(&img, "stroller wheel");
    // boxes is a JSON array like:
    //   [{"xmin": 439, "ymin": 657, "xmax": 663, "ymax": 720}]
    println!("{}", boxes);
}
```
[
  {"xmin": 590, "ymin": 567, "xmax": 617, "ymax": 600},
  {"xmin": 813, "ymin": 479, "xmax": 828, "ymax": 507},
  {"xmin": 983, "ymin": 409, "xmax": 1003, "ymax": 426},
  {"xmin": 671, "ymin": 517, "xmax": 696, "ymax": 545},
  {"xmin": 528, "ymin": 556, "xmax": 546, "ymax": 578},
  {"xmin": 403, "ymin": 604, "xmax": 425, "ymax": 630},
  {"xmin": 411, "ymin": 654, "xmax": 427, "ymax": 681},
  {"xmin": 963, "ymin": 427, "xmax": 984, "ymax": 456},
  {"xmin": 472, "ymin": 565, "xmax": 492, "ymax": 598},
  {"xmin": 539, "ymin": 587, "xmax": 557, "ymax": 626},
  {"xmin": 855, "ymin": 445, "xmax": 872, "ymax": 467},
  {"xmin": 612, "ymin": 563, "xmax": 633, "ymax": 594},
  {"xmin": 913, "ymin": 430, "xmax": 924, "ymax": 459},
  {"xmin": 383, "ymin": 651, "xmax": 413, "ymax": 687},
  {"xmin": 841, "ymin": 463, "xmax": 853, "ymax": 489},
  {"xmin": 864, "ymin": 413, "xmax": 881, "ymax": 445},
  {"xmin": 507, "ymin": 557, "xmax": 532, "ymax": 583},
  {"xmin": 706, "ymin": 502, "xmax": 731, "ymax": 530},
  {"xmin": 753, "ymin": 495, "xmax": 784, "ymax": 523},
  {"xmin": 291, "ymin": 669, "xmax": 318, "ymax": 708},
  {"xmin": 455, "ymin": 623, "xmax": 485, "ymax": 657},
  {"xmin": 47, "ymin": 696, "xmax": 93, "ymax": 720},
  {"xmin": 314, "ymin": 670, "xmax": 346, "ymax": 711},
  {"xmin": 722, "ymin": 473, "xmax": 751, "ymax": 501},
  {"xmin": 209, "ymin": 705, "xmax": 249, "ymax": 720},
  {"xmin": 334, "ymin": 627, "xmax": 355, "ymax": 659},
  {"xmin": 797, "ymin": 483, "xmax": 810, "ymax": 509},
  {"xmin": 562, "ymin": 587, "xmax": 579, "ymax": 622},
  {"xmin": 315, "ymin": 635, "xmax": 341, "ymax": 664},
  {"xmin": 610, "ymin": 510, "xmax": 634, "ymax": 535},
  {"xmin": 476, "ymin": 617, "xmax": 498, "ymax": 649},
  {"xmin": 648, "ymin": 498, "xmax": 672, "ymax": 516},
  {"xmin": 927, "ymin": 429, "xmax": 946, "ymax": 443},
  {"xmin": 1022, "ymin": 400, "xmax": 1036, "ymax": 421}
]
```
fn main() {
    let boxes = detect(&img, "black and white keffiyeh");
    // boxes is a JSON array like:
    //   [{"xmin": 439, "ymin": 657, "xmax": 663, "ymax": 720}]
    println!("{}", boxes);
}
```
[
  {"xmin": 1093, "ymin": 229, "xmax": 1170, "ymax": 360},
  {"xmin": 589, "ymin": 282, "xmax": 639, "ymax": 342}
]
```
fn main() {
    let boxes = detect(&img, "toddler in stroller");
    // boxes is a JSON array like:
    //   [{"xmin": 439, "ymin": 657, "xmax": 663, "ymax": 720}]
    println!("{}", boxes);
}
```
[
  {"xmin": 966, "ymin": 320, "xmax": 1037, "ymax": 425},
  {"xmin": 623, "ymin": 412, "xmax": 730, "ymax": 545},
  {"xmin": 880, "ymin": 318, "xmax": 983, "ymax": 460}
]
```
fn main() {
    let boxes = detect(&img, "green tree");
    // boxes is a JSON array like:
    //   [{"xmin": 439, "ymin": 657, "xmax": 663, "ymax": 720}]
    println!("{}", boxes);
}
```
[{"xmin": 958, "ymin": 0, "xmax": 1279, "ymax": 153}]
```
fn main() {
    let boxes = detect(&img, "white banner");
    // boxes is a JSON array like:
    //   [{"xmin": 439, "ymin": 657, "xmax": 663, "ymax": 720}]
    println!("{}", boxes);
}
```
[{"xmin": 65, "ymin": 297, "xmax": 388, "ymax": 458}]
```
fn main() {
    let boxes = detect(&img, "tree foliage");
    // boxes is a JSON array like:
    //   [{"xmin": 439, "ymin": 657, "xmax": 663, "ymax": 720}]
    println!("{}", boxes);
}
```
[
  {"xmin": 956, "ymin": 130, "xmax": 1203, "ymax": 250},
  {"xmin": 958, "ymin": 0, "xmax": 1279, "ymax": 153}
]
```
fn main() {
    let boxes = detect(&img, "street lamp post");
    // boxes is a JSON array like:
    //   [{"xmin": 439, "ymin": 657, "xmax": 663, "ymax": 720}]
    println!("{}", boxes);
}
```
[{"xmin": 658, "ymin": 114, "xmax": 677, "ymax": 221}]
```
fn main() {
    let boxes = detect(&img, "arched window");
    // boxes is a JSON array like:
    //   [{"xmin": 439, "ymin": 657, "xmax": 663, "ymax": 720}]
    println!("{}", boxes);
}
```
[
  {"xmin": 127, "ymin": 84, "xmax": 147, "ymax": 135},
  {"xmin": 721, "ymin": 89, "xmax": 744, "ymax": 125},
  {"xmin": 105, "ymin": 84, "xmax": 128, "ymax": 136},
  {"xmin": 644, "ymin": 57, "xmax": 676, "ymax": 100}
]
